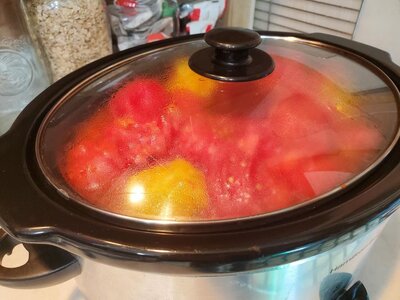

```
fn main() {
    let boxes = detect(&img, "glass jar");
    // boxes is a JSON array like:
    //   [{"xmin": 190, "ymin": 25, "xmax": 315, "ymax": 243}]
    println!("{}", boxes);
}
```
[
  {"xmin": 23, "ymin": 0, "xmax": 113, "ymax": 81},
  {"xmin": 0, "ymin": 0, "xmax": 51, "ymax": 135}
]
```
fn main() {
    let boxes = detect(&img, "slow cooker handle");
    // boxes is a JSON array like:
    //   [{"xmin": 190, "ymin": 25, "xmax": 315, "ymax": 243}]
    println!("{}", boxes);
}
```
[
  {"xmin": 189, "ymin": 27, "xmax": 275, "ymax": 82},
  {"xmin": 0, "ymin": 228, "xmax": 81, "ymax": 288}
]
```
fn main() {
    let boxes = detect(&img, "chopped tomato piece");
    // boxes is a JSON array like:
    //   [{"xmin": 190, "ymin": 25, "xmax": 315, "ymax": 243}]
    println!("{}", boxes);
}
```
[{"xmin": 109, "ymin": 78, "xmax": 168, "ymax": 123}]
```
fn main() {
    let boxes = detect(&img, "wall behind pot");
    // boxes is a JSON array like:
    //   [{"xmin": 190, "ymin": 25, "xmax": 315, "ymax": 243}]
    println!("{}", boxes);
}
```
[
  {"xmin": 353, "ymin": 0, "xmax": 400, "ymax": 65},
  {"xmin": 224, "ymin": 0, "xmax": 400, "ymax": 65}
]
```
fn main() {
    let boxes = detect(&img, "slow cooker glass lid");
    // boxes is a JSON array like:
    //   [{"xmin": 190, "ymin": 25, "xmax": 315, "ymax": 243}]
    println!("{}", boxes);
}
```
[{"xmin": 36, "ymin": 35, "xmax": 400, "ymax": 223}]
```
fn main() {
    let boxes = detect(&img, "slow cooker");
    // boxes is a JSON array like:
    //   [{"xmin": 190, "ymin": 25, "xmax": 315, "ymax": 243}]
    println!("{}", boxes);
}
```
[{"xmin": 0, "ymin": 28, "xmax": 399, "ymax": 300}]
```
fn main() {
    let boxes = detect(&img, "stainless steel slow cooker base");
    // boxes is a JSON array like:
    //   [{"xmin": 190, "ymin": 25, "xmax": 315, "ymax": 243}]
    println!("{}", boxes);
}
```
[{"xmin": 76, "ymin": 220, "xmax": 385, "ymax": 300}]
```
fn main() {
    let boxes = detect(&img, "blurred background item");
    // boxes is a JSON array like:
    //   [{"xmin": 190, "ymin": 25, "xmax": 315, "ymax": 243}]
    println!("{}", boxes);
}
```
[
  {"xmin": 107, "ymin": 0, "xmax": 179, "ymax": 51},
  {"xmin": 178, "ymin": 0, "xmax": 226, "ymax": 35},
  {"xmin": 107, "ymin": 0, "xmax": 227, "ymax": 51},
  {"xmin": 22, "ymin": 0, "xmax": 113, "ymax": 81},
  {"xmin": 221, "ymin": 0, "xmax": 400, "ymax": 65}
]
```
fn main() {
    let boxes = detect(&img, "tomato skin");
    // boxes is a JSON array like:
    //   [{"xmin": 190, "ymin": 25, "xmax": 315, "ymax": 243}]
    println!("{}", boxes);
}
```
[
  {"xmin": 251, "ymin": 149, "xmax": 314, "ymax": 214},
  {"xmin": 191, "ymin": 122, "xmax": 265, "ymax": 219},
  {"xmin": 334, "ymin": 119, "xmax": 384, "ymax": 152},
  {"xmin": 103, "ymin": 117, "xmax": 171, "ymax": 170},
  {"xmin": 62, "ymin": 137, "xmax": 124, "ymax": 201},
  {"xmin": 63, "ymin": 123, "xmax": 171, "ymax": 202},
  {"xmin": 71, "ymin": 108, "xmax": 110, "ymax": 143},
  {"xmin": 109, "ymin": 78, "xmax": 168, "ymax": 123},
  {"xmin": 266, "ymin": 93, "xmax": 335, "ymax": 139},
  {"xmin": 205, "ymin": 154, "xmax": 258, "ymax": 219},
  {"xmin": 63, "ymin": 112, "xmax": 172, "ymax": 202}
]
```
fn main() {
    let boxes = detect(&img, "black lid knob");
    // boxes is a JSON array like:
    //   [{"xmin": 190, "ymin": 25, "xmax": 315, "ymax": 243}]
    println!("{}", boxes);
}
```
[
  {"xmin": 189, "ymin": 27, "xmax": 274, "ymax": 82},
  {"xmin": 205, "ymin": 27, "xmax": 262, "ymax": 51}
]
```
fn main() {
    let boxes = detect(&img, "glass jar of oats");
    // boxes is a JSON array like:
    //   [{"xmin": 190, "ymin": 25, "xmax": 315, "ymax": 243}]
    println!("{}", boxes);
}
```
[{"xmin": 22, "ymin": 0, "xmax": 113, "ymax": 81}]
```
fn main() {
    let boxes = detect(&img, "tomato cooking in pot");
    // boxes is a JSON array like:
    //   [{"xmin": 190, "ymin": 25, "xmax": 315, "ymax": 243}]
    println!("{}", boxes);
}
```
[{"xmin": 59, "ymin": 55, "xmax": 385, "ymax": 221}]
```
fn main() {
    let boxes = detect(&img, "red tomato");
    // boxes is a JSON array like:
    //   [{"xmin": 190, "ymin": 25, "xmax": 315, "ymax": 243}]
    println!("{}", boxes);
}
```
[
  {"xmin": 199, "ymin": 122, "xmax": 266, "ymax": 219},
  {"xmin": 109, "ymin": 78, "xmax": 168, "ymax": 123},
  {"xmin": 205, "ymin": 155, "xmax": 259, "ymax": 219},
  {"xmin": 251, "ymin": 168, "xmax": 298, "ymax": 213},
  {"xmin": 104, "ymin": 117, "xmax": 171, "ymax": 169},
  {"xmin": 207, "ymin": 77, "xmax": 277, "ymax": 116},
  {"xmin": 266, "ymin": 93, "xmax": 334, "ymax": 139},
  {"xmin": 267, "ymin": 55, "xmax": 329, "ymax": 100},
  {"xmin": 62, "ymin": 137, "xmax": 124, "ymax": 201},
  {"xmin": 334, "ymin": 119, "xmax": 384, "ymax": 152},
  {"xmin": 206, "ymin": 175, "xmax": 257, "ymax": 219},
  {"xmin": 252, "ymin": 157, "xmax": 315, "ymax": 213},
  {"xmin": 169, "ymin": 89, "xmax": 209, "ymax": 114},
  {"xmin": 170, "ymin": 111, "xmax": 218, "ymax": 164},
  {"xmin": 72, "ymin": 108, "xmax": 110, "ymax": 143}
]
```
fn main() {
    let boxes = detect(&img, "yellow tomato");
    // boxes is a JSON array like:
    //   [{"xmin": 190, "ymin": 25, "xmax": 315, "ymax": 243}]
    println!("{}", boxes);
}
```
[
  {"xmin": 122, "ymin": 159, "xmax": 208, "ymax": 220},
  {"xmin": 166, "ymin": 58, "xmax": 216, "ymax": 99}
]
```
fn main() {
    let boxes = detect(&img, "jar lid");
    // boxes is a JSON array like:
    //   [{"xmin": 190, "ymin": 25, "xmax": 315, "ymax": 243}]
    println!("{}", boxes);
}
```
[{"xmin": 36, "ymin": 29, "xmax": 400, "ymax": 222}]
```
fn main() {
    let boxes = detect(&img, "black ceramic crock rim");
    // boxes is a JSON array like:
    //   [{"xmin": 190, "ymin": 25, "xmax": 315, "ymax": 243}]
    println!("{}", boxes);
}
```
[{"xmin": 0, "ymin": 32, "xmax": 399, "ymax": 272}]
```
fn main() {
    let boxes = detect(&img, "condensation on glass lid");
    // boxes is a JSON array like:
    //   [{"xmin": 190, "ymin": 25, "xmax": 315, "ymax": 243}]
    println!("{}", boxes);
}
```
[{"xmin": 37, "ymin": 37, "xmax": 399, "ymax": 222}]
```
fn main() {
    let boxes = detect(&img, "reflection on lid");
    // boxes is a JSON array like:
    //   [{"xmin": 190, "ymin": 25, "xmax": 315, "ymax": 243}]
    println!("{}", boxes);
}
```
[{"xmin": 103, "ymin": 159, "xmax": 209, "ymax": 220}]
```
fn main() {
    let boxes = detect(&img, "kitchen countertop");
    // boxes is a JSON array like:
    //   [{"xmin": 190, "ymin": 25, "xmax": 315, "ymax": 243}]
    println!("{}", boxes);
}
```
[{"xmin": 0, "ymin": 210, "xmax": 399, "ymax": 300}]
